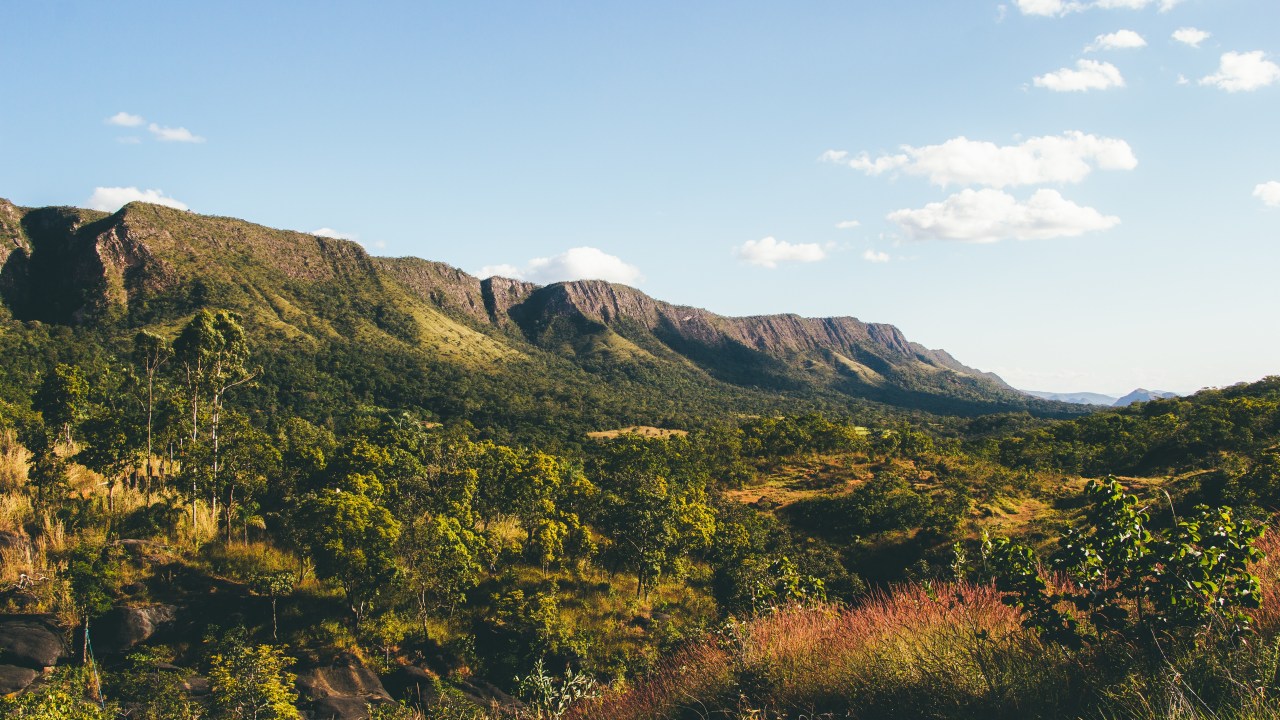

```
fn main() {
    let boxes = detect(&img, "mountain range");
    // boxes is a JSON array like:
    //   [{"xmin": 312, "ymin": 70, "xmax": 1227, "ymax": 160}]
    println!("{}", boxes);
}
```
[
  {"xmin": 1024, "ymin": 389, "xmax": 1180, "ymax": 407},
  {"xmin": 0, "ymin": 198, "xmax": 1081, "ymax": 434}
]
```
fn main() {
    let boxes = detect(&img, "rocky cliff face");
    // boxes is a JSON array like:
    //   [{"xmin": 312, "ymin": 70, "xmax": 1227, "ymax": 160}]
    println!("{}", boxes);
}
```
[
  {"xmin": 498, "ymin": 279, "xmax": 1014, "ymax": 395},
  {"xmin": 0, "ymin": 197, "xmax": 1035, "ymax": 415}
]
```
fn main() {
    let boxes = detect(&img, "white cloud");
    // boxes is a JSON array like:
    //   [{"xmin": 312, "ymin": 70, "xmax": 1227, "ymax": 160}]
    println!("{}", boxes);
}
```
[
  {"xmin": 1086, "ymin": 30, "xmax": 1146, "ymax": 52},
  {"xmin": 480, "ymin": 247, "xmax": 644, "ymax": 285},
  {"xmin": 105, "ymin": 111, "xmax": 144, "ymax": 127},
  {"xmin": 862, "ymin": 249, "xmax": 891, "ymax": 263},
  {"xmin": 1200, "ymin": 51, "xmax": 1280, "ymax": 92},
  {"xmin": 1016, "ymin": 0, "xmax": 1180, "ymax": 14},
  {"xmin": 887, "ymin": 188, "xmax": 1120, "ymax": 243},
  {"xmin": 835, "ymin": 220, "xmax": 861, "ymax": 229},
  {"xmin": 1177, "ymin": 74, "xmax": 1190, "ymax": 85},
  {"xmin": 1172, "ymin": 27, "xmax": 1210, "ymax": 48},
  {"xmin": 148, "ymin": 123, "xmax": 205, "ymax": 143},
  {"xmin": 824, "ymin": 131, "xmax": 1137, "ymax": 189},
  {"xmin": 86, "ymin": 187, "xmax": 189, "ymax": 212},
  {"xmin": 734, "ymin": 237, "xmax": 828, "ymax": 268},
  {"xmin": 1015, "ymin": 0, "xmax": 1079, "ymax": 15},
  {"xmin": 312, "ymin": 227, "xmax": 357, "ymax": 241},
  {"xmin": 1034, "ymin": 59, "xmax": 1126, "ymax": 91},
  {"xmin": 1255, "ymin": 181, "xmax": 1280, "ymax": 208},
  {"xmin": 477, "ymin": 263, "xmax": 524, "ymax": 279}
]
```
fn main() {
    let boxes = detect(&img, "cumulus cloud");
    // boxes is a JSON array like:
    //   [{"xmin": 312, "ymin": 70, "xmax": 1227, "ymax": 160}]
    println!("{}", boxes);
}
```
[
  {"xmin": 1086, "ymin": 30, "xmax": 1146, "ymax": 52},
  {"xmin": 148, "ymin": 123, "xmax": 205, "ymax": 143},
  {"xmin": 312, "ymin": 228, "xmax": 358, "ymax": 241},
  {"xmin": 887, "ymin": 188, "xmax": 1119, "ymax": 243},
  {"xmin": 862, "ymin": 249, "xmax": 891, "ymax": 263},
  {"xmin": 105, "ymin": 111, "xmax": 144, "ymax": 127},
  {"xmin": 1016, "ymin": 0, "xmax": 1180, "ymax": 14},
  {"xmin": 1200, "ymin": 51, "xmax": 1280, "ymax": 92},
  {"xmin": 86, "ymin": 187, "xmax": 189, "ymax": 212},
  {"xmin": 480, "ymin": 247, "xmax": 644, "ymax": 285},
  {"xmin": 823, "ymin": 131, "xmax": 1137, "ymax": 189},
  {"xmin": 1255, "ymin": 181, "xmax": 1280, "ymax": 208},
  {"xmin": 1172, "ymin": 27, "xmax": 1210, "ymax": 48},
  {"xmin": 835, "ymin": 219, "xmax": 861, "ymax": 229},
  {"xmin": 734, "ymin": 237, "xmax": 828, "ymax": 268},
  {"xmin": 1034, "ymin": 59, "xmax": 1126, "ymax": 91}
]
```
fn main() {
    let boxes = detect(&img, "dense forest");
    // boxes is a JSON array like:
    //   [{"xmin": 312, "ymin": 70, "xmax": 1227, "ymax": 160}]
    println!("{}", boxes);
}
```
[{"xmin": 2, "ymin": 200, "xmax": 1279, "ymax": 719}]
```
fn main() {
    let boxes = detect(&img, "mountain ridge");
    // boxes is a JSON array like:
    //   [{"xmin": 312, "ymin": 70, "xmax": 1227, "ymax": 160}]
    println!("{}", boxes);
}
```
[{"xmin": 0, "ymin": 198, "xmax": 1078, "ymax": 426}]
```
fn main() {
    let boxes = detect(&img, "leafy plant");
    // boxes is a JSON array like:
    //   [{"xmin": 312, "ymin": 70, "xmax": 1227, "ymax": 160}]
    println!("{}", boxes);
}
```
[{"xmin": 990, "ymin": 477, "xmax": 1265, "ymax": 645}]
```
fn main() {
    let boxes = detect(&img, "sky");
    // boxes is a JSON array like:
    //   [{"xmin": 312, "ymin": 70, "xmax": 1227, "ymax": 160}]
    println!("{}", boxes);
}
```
[{"xmin": 2, "ymin": 1, "xmax": 1278, "ymax": 396}]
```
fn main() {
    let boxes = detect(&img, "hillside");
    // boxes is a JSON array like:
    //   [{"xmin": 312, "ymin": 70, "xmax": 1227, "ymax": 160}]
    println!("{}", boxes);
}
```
[{"xmin": 0, "ymin": 198, "xmax": 1077, "ymax": 435}]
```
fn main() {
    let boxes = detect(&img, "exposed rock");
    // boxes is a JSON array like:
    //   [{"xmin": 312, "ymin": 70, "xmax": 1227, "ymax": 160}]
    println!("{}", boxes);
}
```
[
  {"xmin": 95, "ymin": 605, "xmax": 178, "ymax": 654},
  {"xmin": 0, "ymin": 663, "xmax": 39, "ymax": 694},
  {"xmin": 0, "ymin": 530, "xmax": 29, "ymax": 553},
  {"xmin": 0, "ymin": 615, "xmax": 67, "ymax": 668},
  {"xmin": 297, "ymin": 654, "xmax": 392, "ymax": 720}
]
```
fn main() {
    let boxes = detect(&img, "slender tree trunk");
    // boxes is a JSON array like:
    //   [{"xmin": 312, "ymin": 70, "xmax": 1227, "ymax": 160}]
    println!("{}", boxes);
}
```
[{"xmin": 271, "ymin": 597, "xmax": 279, "ymax": 641}]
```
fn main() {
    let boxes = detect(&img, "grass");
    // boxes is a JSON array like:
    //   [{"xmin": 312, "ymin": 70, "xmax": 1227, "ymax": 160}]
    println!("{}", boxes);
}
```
[{"xmin": 587, "ymin": 427, "xmax": 689, "ymax": 440}]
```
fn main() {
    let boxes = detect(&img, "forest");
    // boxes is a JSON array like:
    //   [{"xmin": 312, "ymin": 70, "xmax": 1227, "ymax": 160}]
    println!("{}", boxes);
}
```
[
  {"xmin": 2, "ymin": 304, "xmax": 1280, "ymax": 719},
  {"xmin": 2, "ymin": 201, "xmax": 1279, "ymax": 718}
]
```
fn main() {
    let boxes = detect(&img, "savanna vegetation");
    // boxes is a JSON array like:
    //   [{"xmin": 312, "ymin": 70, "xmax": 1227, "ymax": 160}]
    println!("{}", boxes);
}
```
[{"xmin": 3, "ymin": 200, "xmax": 1279, "ymax": 718}]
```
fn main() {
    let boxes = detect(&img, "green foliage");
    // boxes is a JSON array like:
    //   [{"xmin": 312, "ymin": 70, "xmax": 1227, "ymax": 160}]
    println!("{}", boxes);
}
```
[
  {"xmin": 514, "ymin": 658, "xmax": 599, "ymax": 719},
  {"xmin": 991, "ymin": 478, "xmax": 1266, "ymax": 645},
  {"xmin": 592, "ymin": 437, "xmax": 716, "ymax": 598},
  {"xmin": 110, "ymin": 648, "xmax": 203, "ymax": 720},
  {"xmin": 207, "ymin": 630, "xmax": 300, "ymax": 720},
  {"xmin": 291, "ymin": 472, "xmax": 401, "ymax": 627},
  {"xmin": 0, "ymin": 667, "xmax": 115, "ymax": 719},
  {"xmin": 34, "ymin": 362, "xmax": 88, "ymax": 444}
]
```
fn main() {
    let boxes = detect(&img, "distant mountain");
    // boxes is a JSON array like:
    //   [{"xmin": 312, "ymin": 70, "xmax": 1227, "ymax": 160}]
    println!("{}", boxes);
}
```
[
  {"xmin": 1024, "ymin": 390, "xmax": 1119, "ymax": 406},
  {"xmin": 1113, "ymin": 389, "xmax": 1179, "ymax": 407},
  {"xmin": 0, "ymin": 198, "xmax": 1082, "ymax": 434}
]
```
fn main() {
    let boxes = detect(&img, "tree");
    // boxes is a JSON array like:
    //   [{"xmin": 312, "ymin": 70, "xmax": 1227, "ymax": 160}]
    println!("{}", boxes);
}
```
[
  {"xmin": 291, "ymin": 473, "xmax": 401, "ymax": 630},
  {"xmin": 61, "ymin": 543, "xmax": 120, "ymax": 668},
  {"xmin": 989, "ymin": 477, "xmax": 1266, "ymax": 646},
  {"xmin": 34, "ymin": 363, "xmax": 88, "ymax": 446},
  {"xmin": 399, "ymin": 513, "xmax": 484, "ymax": 628},
  {"xmin": 173, "ymin": 310, "xmax": 256, "ymax": 524},
  {"xmin": 249, "ymin": 571, "xmax": 295, "ymax": 642},
  {"xmin": 132, "ymin": 330, "xmax": 172, "ymax": 485},
  {"xmin": 207, "ymin": 631, "xmax": 300, "ymax": 720}
]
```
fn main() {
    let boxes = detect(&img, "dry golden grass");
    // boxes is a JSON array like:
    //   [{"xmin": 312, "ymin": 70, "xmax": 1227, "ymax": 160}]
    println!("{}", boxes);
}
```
[
  {"xmin": 587, "ymin": 426, "xmax": 689, "ymax": 440},
  {"xmin": 0, "ymin": 428, "xmax": 29, "ymax": 491}
]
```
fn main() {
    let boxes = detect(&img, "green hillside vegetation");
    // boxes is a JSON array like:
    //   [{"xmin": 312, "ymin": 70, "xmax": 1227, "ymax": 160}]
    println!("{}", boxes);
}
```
[{"xmin": 1, "ymin": 199, "xmax": 1279, "ymax": 718}]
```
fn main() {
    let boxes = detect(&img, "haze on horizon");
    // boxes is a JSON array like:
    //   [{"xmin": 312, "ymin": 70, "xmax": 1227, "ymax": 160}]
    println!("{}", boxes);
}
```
[{"xmin": 1, "ymin": 0, "xmax": 1277, "ymax": 397}]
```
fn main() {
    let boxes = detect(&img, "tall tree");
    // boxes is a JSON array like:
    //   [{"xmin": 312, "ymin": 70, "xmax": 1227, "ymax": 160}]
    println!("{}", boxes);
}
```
[
  {"xmin": 34, "ymin": 363, "xmax": 88, "ymax": 446},
  {"xmin": 132, "ymin": 330, "xmax": 172, "ymax": 485}
]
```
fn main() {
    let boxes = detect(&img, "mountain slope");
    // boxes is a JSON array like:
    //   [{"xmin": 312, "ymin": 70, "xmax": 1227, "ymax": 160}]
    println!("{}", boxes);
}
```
[{"xmin": 0, "ymin": 198, "xmax": 1080, "ymax": 433}]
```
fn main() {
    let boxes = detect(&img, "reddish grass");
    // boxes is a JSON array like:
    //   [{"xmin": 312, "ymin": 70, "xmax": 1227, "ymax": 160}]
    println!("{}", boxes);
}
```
[{"xmin": 572, "ymin": 581, "xmax": 1052, "ymax": 720}]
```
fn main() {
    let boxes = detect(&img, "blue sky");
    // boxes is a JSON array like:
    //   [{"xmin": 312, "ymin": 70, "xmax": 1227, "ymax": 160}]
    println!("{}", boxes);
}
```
[{"xmin": 2, "ymin": 1, "xmax": 1277, "ymax": 396}]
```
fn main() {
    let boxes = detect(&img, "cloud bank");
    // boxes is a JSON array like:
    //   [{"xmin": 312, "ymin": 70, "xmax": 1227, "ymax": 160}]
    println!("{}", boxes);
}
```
[
  {"xmin": 1255, "ymin": 181, "xmax": 1280, "ymax": 208},
  {"xmin": 1200, "ymin": 51, "xmax": 1280, "ymax": 92},
  {"xmin": 86, "ymin": 187, "xmax": 189, "ymax": 212},
  {"xmin": 480, "ymin": 247, "xmax": 644, "ymax": 285},
  {"xmin": 734, "ymin": 237, "xmax": 828, "ymax": 268},
  {"xmin": 1034, "ymin": 59, "xmax": 1126, "ymax": 91},
  {"xmin": 1085, "ymin": 30, "xmax": 1146, "ymax": 52},
  {"xmin": 887, "ymin": 188, "xmax": 1120, "ymax": 243},
  {"xmin": 823, "ymin": 132, "xmax": 1137, "ymax": 189}
]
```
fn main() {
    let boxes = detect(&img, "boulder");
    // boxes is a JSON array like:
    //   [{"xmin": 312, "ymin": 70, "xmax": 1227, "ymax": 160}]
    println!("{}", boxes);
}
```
[
  {"xmin": 0, "ymin": 616, "xmax": 67, "ymax": 668},
  {"xmin": 297, "ymin": 654, "xmax": 392, "ymax": 720},
  {"xmin": 0, "ymin": 663, "xmax": 39, "ymax": 694},
  {"xmin": 95, "ymin": 604, "xmax": 178, "ymax": 654}
]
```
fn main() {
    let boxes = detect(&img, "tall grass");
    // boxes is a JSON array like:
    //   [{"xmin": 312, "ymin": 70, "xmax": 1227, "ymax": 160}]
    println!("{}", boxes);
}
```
[
  {"xmin": 574, "ymin": 582, "xmax": 1082, "ymax": 720},
  {"xmin": 574, "ymin": 563, "xmax": 1280, "ymax": 720}
]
